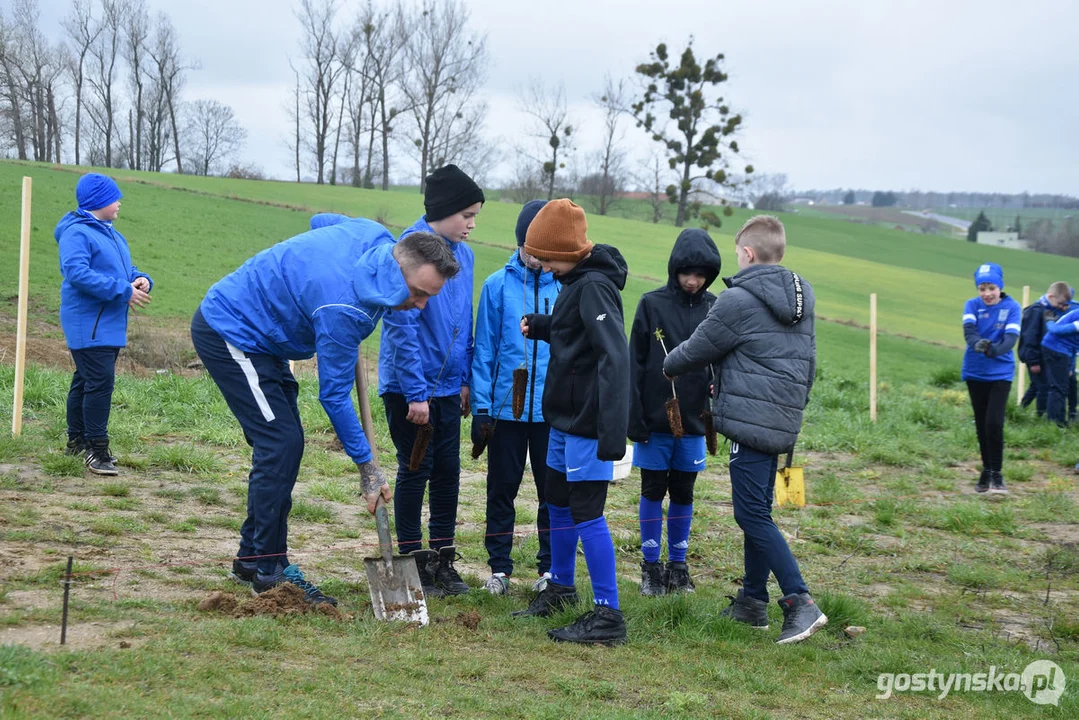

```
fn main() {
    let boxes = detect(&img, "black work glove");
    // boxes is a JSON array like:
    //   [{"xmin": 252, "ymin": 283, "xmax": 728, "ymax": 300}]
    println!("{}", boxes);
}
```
[
  {"xmin": 471, "ymin": 410, "xmax": 495, "ymax": 447},
  {"xmin": 973, "ymin": 338, "xmax": 991, "ymax": 354}
]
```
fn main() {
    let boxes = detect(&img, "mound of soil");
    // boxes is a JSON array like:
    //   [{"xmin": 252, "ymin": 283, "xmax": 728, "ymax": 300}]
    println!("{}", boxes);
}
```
[{"xmin": 197, "ymin": 584, "xmax": 345, "ymax": 621}]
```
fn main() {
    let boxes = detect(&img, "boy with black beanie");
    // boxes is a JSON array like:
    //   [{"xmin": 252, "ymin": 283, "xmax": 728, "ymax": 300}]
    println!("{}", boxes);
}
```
[
  {"xmin": 513, "ymin": 198, "xmax": 630, "ymax": 646},
  {"xmin": 379, "ymin": 164, "xmax": 484, "ymax": 598}
]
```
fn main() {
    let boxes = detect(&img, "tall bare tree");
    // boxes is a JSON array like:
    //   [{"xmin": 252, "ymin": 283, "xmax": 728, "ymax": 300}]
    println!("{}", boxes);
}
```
[
  {"xmin": 399, "ymin": 0, "xmax": 488, "ymax": 192},
  {"xmin": 61, "ymin": 0, "xmax": 102, "ymax": 165},
  {"xmin": 147, "ymin": 12, "xmax": 188, "ymax": 173},
  {"xmin": 343, "ymin": 15, "xmax": 374, "ymax": 188},
  {"xmin": 186, "ymin": 98, "xmax": 246, "ymax": 176},
  {"xmin": 349, "ymin": 2, "xmax": 403, "ymax": 190},
  {"xmin": 295, "ymin": 0, "xmax": 352, "ymax": 184},
  {"xmin": 517, "ymin": 79, "xmax": 573, "ymax": 201},
  {"xmin": 0, "ymin": 9, "xmax": 29, "ymax": 160},
  {"xmin": 123, "ymin": 0, "xmax": 150, "ymax": 169},
  {"xmin": 8, "ymin": 0, "xmax": 60, "ymax": 162},
  {"xmin": 591, "ymin": 74, "xmax": 628, "ymax": 215},
  {"xmin": 84, "ymin": 0, "xmax": 126, "ymax": 166}
]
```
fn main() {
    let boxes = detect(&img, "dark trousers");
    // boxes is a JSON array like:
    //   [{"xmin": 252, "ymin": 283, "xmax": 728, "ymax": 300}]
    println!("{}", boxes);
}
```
[
  {"xmin": 1043, "ymin": 350, "xmax": 1072, "ymax": 427},
  {"xmin": 729, "ymin": 441, "xmax": 808, "ymax": 603},
  {"xmin": 484, "ymin": 420, "xmax": 551, "ymax": 576},
  {"xmin": 191, "ymin": 309, "xmax": 302, "ymax": 576},
  {"xmin": 1021, "ymin": 369, "xmax": 1076, "ymax": 418},
  {"xmin": 966, "ymin": 379, "xmax": 1011, "ymax": 470},
  {"xmin": 66, "ymin": 347, "xmax": 120, "ymax": 440},
  {"xmin": 383, "ymin": 392, "xmax": 462, "ymax": 555}
]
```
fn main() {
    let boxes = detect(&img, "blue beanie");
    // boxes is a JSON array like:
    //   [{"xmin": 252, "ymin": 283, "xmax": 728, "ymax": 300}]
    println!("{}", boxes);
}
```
[
  {"xmin": 76, "ymin": 174, "xmax": 122, "ymax": 212},
  {"xmin": 515, "ymin": 200, "xmax": 548, "ymax": 247},
  {"xmin": 974, "ymin": 262, "xmax": 1004, "ymax": 290}
]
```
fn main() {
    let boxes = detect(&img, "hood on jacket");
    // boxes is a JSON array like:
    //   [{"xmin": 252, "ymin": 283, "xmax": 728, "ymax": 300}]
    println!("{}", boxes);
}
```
[
  {"xmin": 667, "ymin": 228, "xmax": 721, "ymax": 295},
  {"xmin": 727, "ymin": 264, "xmax": 812, "ymax": 326},
  {"xmin": 560, "ymin": 244, "xmax": 628, "ymax": 290},
  {"xmin": 54, "ymin": 210, "xmax": 102, "ymax": 242},
  {"xmin": 352, "ymin": 238, "xmax": 410, "ymax": 309},
  {"xmin": 311, "ymin": 212, "xmax": 352, "ymax": 230}
]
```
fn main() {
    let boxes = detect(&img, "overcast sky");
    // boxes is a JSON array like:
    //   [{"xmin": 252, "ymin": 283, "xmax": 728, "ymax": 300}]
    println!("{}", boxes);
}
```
[{"xmin": 35, "ymin": 0, "xmax": 1079, "ymax": 194}]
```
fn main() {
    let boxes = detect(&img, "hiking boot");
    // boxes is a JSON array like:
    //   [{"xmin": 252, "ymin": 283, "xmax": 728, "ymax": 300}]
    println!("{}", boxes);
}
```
[
  {"xmin": 532, "ymin": 572, "xmax": 552, "ymax": 592},
  {"xmin": 988, "ymin": 471, "xmax": 1009, "ymax": 495},
  {"xmin": 639, "ymin": 560, "xmax": 667, "ymax": 596},
  {"xmin": 252, "ymin": 564, "xmax": 338, "ymax": 607},
  {"xmin": 483, "ymin": 573, "xmax": 509, "ymax": 595},
  {"xmin": 409, "ymin": 549, "xmax": 443, "ymax": 599},
  {"xmin": 84, "ymin": 438, "xmax": 118, "ymax": 476},
  {"xmin": 548, "ymin": 606, "xmax": 627, "ymax": 646},
  {"xmin": 229, "ymin": 558, "xmax": 257, "ymax": 587},
  {"xmin": 719, "ymin": 589, "xmax": 770, "ymax": 629},
  {"xmin": 65, "ymin": 434, "xmax": 85, "ymax": 457},
  {"xmin": 974, "ymin": 470, "xmax": 990, "ymax": 493},
  {"xmin": 776, "ymin": 593, "xmax": 828, "ymax": 644},
  {"xmin": 511, "ymin": 581, "xmax": 578, "ymax": 618},
  {"xmin": 432, "ymin": 546, "xmax": 470, "ymax": 596},
  {"xmin": 666, "ymin": 562, "xmax": 695, "ymax": 594}
]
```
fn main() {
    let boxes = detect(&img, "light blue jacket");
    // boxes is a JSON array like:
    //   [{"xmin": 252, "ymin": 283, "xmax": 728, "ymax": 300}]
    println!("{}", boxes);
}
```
[
  {"xmin": 54, "ymin": 210, "xmax": 152, "ymax": 350},
  {"xmin": 471, "ymin": 250, "xmax": 559, "ymax": 422},
  {"xmin": 199, "ymin": 218, "xmax": 408, "ymax": 465},
  {"xmin": 378, "ymin": 216, "xmax": 474, "ymax": 401}
]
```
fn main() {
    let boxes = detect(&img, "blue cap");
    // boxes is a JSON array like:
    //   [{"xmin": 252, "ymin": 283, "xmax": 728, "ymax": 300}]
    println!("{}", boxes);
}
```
[
  {"xmin": 76, "ymin": 174, "xmax": 122, "ymax": 212},
  {"xmin": 974, "ymin": 262, "xmax": 1004, "ymax": 290},
  {"xmin": 515, "ymin": 200, "xmax": 548, "ymax": 247}
]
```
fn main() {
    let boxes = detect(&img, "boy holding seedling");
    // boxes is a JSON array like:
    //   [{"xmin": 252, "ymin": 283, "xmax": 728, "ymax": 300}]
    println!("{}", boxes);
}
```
[
  {"xmin": 1018, "ymin": 281, "xmax": 1071, "ymax": 418},
  {"xmin": 628, "ymin": 228, "xmax": 721, "ymax": 596},
  {"xmin": 471, "ymin": 200, "xmax": 560, "ymax": 595},
  {"xmin": 513, "ymin": 199, "xmax": 630, "ymax": 646},
  {"xmin": 55, "ymin": 173, "xmax": 153, "ymax": 476},
  {"xmin": 192, "ymin": 218, "xmax": 458, "ymax": 606},
  {"xmin": 664, "ymin": 215, "xmax": 828, "ymax": 645},
  {"xmin": 962, "ymin": 262, "xmax": 1021, "ymax": 494},
  {"xmin": 379, "ymin": 164, "xmax": 483, "ymax": 598}
]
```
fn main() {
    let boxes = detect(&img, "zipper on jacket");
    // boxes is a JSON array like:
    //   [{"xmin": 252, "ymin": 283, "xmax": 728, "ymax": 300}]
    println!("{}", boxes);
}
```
[
  {"xmin": 90, "ymin": 305, "xmax": 105, "ymax": 341},
  {"xmin": 528, "ymin": 271, "xmax": 540, "ymax": 422}
]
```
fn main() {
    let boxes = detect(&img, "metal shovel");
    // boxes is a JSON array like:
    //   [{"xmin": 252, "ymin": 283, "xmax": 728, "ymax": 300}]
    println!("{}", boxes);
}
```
[{"xmin": 355, "ymin": 350, "xmax": 429, "ymax": 625}]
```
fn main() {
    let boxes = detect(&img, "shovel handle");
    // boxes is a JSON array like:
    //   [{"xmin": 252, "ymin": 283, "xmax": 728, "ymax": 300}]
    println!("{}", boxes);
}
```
[{"xmin": 374, "ymin": 496, "xmax": 394, "ymax": 562}]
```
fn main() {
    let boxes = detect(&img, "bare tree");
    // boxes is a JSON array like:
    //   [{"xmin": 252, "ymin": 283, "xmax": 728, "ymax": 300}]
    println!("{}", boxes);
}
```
[
  {"xmin": 747, "ymin": 172, "xmax": 788, "ymax": 211},
  {"xmin": 517, "ymin": 78, "xmax": 573, "ymax": 201},
  {"xmin": 8, "ymin": 0, "xmax": 62, "ymax": 162},
  {"xmin": 295, "ymin": 0, "xmax": 352, "ymax": 184},
  {"xmin": 285, "ymin": 58, "xmax": 301, "ymax": 182},
  {"xmin": 350, "ymin": 2, "xmax": 403, "ymax": 190},
  {"xmin": 61, "ymin": 0, "xmax": 102, "ymax": 165},
  {"xmin": 185, "ymin": 98, "xmax": 246, "ymax": 176},
  {"xmin": 591, "ymin": 74, "xmax": 628, "ymax": 215},
  {"xmin": 636, "ymin": 153, "xmax": 672, "ymax": 224},
  {"xmin": 343, "ymin": 17, "xmax": 374, "ymax": 188},
  {"xmin": 0, "ymin": 8, "xmax": 29, "ymax": 160},
  {"xmin": 123, "ymin": 0, "xmax": 150, "ymax": 170},
  {"xmin": 147, "ymin": 12, "xmax": 189, "ymax": 173},
  {"xmin": 399, "ymin": 0, "xmax": 488, "ymax": 192}
]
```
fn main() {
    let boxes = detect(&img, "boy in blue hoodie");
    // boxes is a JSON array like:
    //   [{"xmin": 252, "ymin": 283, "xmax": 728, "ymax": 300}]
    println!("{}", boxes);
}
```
[
  {"xmin": 1018, "ymin": 282, "xmax": 1071, "ymax": 417},
  {"xmin": 471, "ymin": 200, "xmax": 560, "ymax": 595},
  {"xmin": 379, "ymin": 164, "xmax": 483, "ymax": 598},
  {"xmin": 55, "ymin": 174, "xmax": 153, "ymax": 475},
  {"xmin": 1042, "ymin": 304, "xmax": 1079, "ymax": 430},
  {"xmin": 192, "ymin": 219, "xmax": 458, "ymax": 606}
]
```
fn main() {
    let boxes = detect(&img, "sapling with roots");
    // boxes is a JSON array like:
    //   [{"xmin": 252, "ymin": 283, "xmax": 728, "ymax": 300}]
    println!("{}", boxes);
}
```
[
  {"xmin": 409, "ymin": 328, "xmax": 459, "ymax": 471},
  {"xmin": 654, "ymin": 328, "xmax": 684, "ymax": 438}
]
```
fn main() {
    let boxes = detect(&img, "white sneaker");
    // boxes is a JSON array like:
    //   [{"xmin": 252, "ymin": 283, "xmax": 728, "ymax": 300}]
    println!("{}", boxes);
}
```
[
  {"xmin": 531, "ymin": 572, "xmax": 552, "ymax": 593},
  {"xmin": 484, "ymin": 573, "xmax": 509, "ymax": 595}
]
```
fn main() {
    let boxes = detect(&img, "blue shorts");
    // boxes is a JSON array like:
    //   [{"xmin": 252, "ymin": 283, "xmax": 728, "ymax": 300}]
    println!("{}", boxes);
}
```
[
  {"xmin": 633, "ymin": 433, "xmax": 707, "ymax": 473},
  {"xmin": 547, "ymin": 428, "xmax": 614, "ymax": 482}
]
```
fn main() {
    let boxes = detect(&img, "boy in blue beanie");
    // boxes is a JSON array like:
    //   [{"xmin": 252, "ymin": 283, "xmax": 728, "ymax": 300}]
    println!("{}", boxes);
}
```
[
  {"xmin": 472, "ymin": 200, "xmax": 559, "ymax": 595},
  {"xmin": 962, "ymin": 262, "xmax": 1021, "ymax": 494},
  {"xmin": 55, "ymin": 174, "xmax": 153, "ymax": 475}
]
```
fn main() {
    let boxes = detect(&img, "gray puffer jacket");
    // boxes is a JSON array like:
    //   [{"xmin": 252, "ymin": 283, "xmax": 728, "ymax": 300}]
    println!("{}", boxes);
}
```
[{"xmin": 662, "ymin": 264, "xmax": 816, "ymax": 455}]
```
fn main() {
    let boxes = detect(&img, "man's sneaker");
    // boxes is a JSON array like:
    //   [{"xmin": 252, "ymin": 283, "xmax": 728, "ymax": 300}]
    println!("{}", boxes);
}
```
[
  {"xmin": 511, "ymin": 581, "xmax": 578, "ymax": 617},
  {"xmin": 666, "ymin": 562, "xmax": 695, "ymax": 593},
  {"xmin": 252, "ymin": 564, "xmax": 338, "ymax": 607},
  {"xmin": 547, "ymin": 606, "xmax": 627, "ymax": 646},
  {"xmin": 65, "ymin": 435, "xmax": 85, "ymax": 457},
  {"xmin": 776, "ymin": 593, "xmax": 828, "ymax": 644},
  {"xmin": 719, "ymin": 589, "xmax": 770, "ymax": 629},
  {"xmin": 639, "ymin": 560, "xmax": 667, "ymax": 596},
  {"xmin": 229, "ymin": 559, "xmax": 257, "ymax": 587},
  {"xmin": 988, "ymin": 471, "xmax": 1009, "ymax": 495},
  {"xmin": 84, "ymin": 439, "xmax": 118, "ymax": 476},
  {"xmin": 484, "ymin": 573, "xmax": 509, "ymax": 595},
  {"xmin": 432, "ymin": 546, "xmax": 470, "ymax": 596},
  {"xmin": 410, "ymin": 549, "xmax": 443, "ymax": 599},
  {"xmin": 532, "ymin": 572, "xmax": 552, "ymax": 592},
  {"xmin": 974, "ymin": 470, "xmax": 990, "ymax": 493}
]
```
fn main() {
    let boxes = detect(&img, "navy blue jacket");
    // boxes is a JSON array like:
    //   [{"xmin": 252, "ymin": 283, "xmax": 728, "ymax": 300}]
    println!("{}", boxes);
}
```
[{"xmin": 1019, "ymin": 295, "xmax": 1064, "ymax": 366}]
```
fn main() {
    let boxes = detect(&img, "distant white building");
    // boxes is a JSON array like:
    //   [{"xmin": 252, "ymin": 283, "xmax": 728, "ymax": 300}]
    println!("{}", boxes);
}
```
[{"xmin": 977, "ymin": 231, "xmax": 1031, "ymax": 251}]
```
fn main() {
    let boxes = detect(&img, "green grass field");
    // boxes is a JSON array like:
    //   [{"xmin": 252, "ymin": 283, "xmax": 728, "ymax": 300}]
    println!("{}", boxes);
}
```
[{"xmin": 1, "ymin": 160, "xmax": 1077, "ymax": 718}]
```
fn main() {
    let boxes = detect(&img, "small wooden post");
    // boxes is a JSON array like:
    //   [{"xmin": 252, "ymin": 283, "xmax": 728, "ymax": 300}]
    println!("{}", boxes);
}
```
[
  {"xmin": 870, "ymin": 293, "xmax": 878, "ymax": 422},
  {"xmin": 12, "ymin": 176, "xmax": 32, "ymax": 437},
  {"xmin": 1017, "ymin": 285, "xmax": 1031, "ymax": 401}
]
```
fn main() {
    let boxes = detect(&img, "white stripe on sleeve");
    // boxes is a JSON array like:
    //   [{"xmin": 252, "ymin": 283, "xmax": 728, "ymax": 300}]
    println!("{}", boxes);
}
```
[
  {"xmin": 1005, "ymin": 323, "xmax": 1021, "ymax": 332},
  {"xmin": 225, "ymin": 341, "xmax": 276, "ymax": 422},
  {"xmin": 962, "ymin": 313, "xmax": 976, "ymax": 323}
]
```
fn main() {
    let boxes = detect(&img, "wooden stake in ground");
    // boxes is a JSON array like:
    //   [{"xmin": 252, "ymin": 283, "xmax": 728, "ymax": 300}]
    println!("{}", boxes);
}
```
[
  {"xmin": 12, "ymin": 176, "xmax": 32, "ymax": 437},
  {"xmin": 1017, "ymin": 285, "xmax": 1030, "ymax": 401},
  {"xmin": 870, "ymin": 293, "xmax": 878, "ymax": 423},
  {"xmin": 653, "ymin": 328, "xmax": 684, "ymax": 438}
]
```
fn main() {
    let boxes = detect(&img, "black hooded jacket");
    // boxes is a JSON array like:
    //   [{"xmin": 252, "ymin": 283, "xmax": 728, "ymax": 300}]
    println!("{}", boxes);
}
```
[
  {"xmin": 524, "ymin": 244, "xmax": 630, "ymax": 460},
  {"xmin": 628, "ymin": 229, "xmax": 722, "ymax": 442}
]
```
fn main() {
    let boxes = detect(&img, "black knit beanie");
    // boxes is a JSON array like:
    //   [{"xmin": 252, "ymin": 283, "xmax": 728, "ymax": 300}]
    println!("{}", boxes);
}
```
[{"xmin": 424, "ymin": 164, "xmax": 485, "ymax": 222}]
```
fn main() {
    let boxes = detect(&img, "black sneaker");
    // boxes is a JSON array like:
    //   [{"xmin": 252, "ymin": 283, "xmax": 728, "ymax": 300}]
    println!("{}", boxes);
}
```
[
  {"xmin": 776, "ymin": 593, "xmax": 828, "ymax": 644},
  {"xmin": 229, "ymin": 559, "xmax": 257, "ymax": 587},
  {"xmin": 974, "ymin": 470, "xmax": 990, "ymax": 494},
  {"xmin": 639, "ymin": 560, "xmax": 667, "ymax": 596},
  {"xmin": 511, "ymin": 581, "xmax": 578, "ymax": 618},
  {"xmin": 432, "ymin": 546, "xmax": 470, "ymax": 596},
  {"xmin": 65, "ymin": 435, "xmax": 85, "ymax": 457},
  {"xmin": 85, "ymin": 439, "xmax": 118, "ymax": 476},
  {"xmin": 548, "ymin": 606, "xmax": 627, "ymax": 646},
  {"xmin": 252, "ymin": 564, "xmax": 337, "ymax": 607},
  {"xmin": 988, "ymin": 471, "xmax": 1009, "ymax": 495},
  {"xmin": 665, "ymin": 562, "xmax": 695, "ymax": 593},
  {"xmin": 719, "ymin": 589, "xmax": 770, "ymax": 629},
  {"xmin": 409, "ymin": 549, "xmax": 443, "ymax": 599}
]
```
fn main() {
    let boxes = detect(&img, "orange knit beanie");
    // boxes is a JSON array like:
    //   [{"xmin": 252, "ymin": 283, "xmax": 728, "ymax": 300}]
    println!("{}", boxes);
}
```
[{"xmin": 523, "ymin": 199, "xmax": 593, "ymax": 262}]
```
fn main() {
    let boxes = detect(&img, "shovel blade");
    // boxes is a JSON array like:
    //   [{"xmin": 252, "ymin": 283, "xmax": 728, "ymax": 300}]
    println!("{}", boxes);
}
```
[
  {"xmin": 365, "ymin": 555, "xmax": 429, "ymax": 625},
  {"xmin": 774, "ymin": 467, "xmax": 806, "ymax": 508}
]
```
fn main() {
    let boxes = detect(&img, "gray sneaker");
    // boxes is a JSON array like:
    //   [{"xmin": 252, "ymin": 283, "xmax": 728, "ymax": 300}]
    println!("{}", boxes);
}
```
[
  {"xmin": 988, "ymin": 471, "xmax": 1009, "ymax": 495},
  {"xmin": 719, "ymin": 588, "xmax": 769, "ymax": 629},
  {"xmin": 776, "ymin": 593, "xmax": 828, "ymax": 644},
  {"xmin": 483, "ymin": 573, "xmax": 509, "ymax": 595}
]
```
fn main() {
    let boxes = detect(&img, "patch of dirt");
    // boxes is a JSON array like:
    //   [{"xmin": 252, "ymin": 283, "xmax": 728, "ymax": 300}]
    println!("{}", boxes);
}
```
[
  {"xmin": 197, "ymin": 585, "xmax": 346, "ymax": 621},
  {"xmin": 1029, "ymin": 523, "xmax": 1079, "ymax": 545},
  {"xmin": 0, "ymin": 620, "xmax": 137, "ymax": 651},
  {"xmin": 434, "ymin": 610, "xmax": 481, "ymax": 631},
  {"xmin": 196, "ymin": 591, "xmax": 238, "ymax": 613}
]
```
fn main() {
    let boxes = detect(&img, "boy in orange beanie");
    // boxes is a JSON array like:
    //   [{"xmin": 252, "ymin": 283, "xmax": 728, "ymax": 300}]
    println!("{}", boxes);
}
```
[{"xmin": 513, "ymin": 198, "xmax": 630, "ymax": 646}]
